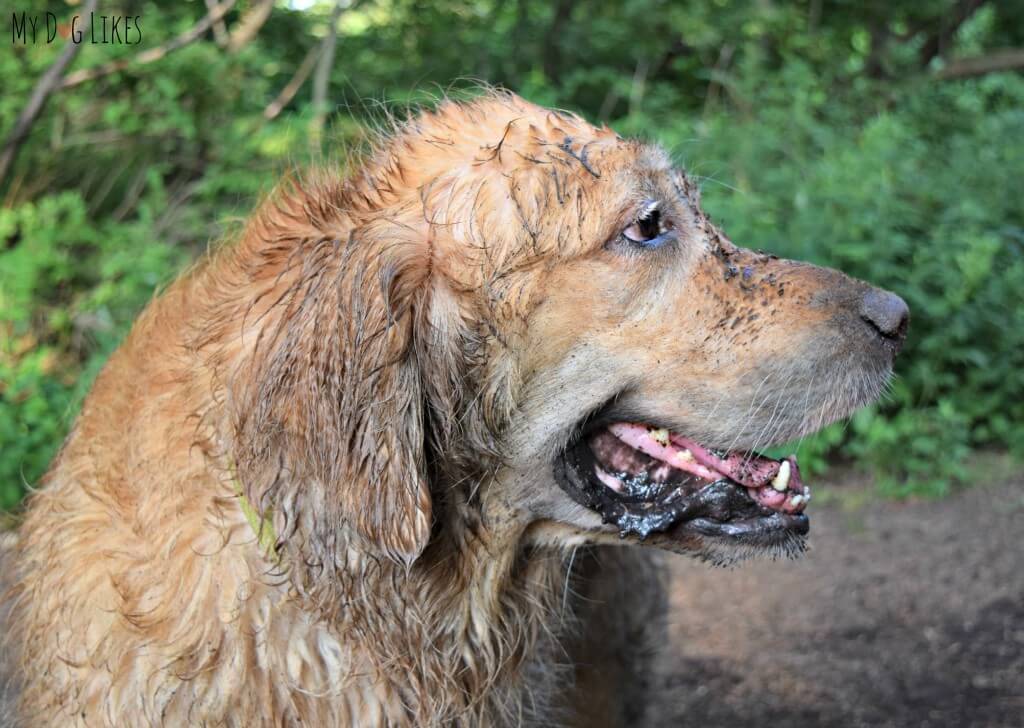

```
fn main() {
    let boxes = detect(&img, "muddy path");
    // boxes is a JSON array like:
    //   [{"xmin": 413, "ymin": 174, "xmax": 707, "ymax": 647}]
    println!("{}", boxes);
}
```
[{"xmin": 655, "ymin": 476, "xmax": 1024, "ymax": 728}]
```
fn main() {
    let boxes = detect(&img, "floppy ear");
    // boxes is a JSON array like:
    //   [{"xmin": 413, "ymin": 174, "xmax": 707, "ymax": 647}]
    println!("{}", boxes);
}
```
[{"xmin": 232, "ymin": 210, "xmax": 433, "ymax": 565}]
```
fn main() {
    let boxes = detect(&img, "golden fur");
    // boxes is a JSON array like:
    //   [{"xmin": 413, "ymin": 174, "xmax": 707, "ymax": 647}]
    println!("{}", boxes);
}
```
[{"xmin": 1, "ymin": 92, "xmax": 899, "ymax": 726}]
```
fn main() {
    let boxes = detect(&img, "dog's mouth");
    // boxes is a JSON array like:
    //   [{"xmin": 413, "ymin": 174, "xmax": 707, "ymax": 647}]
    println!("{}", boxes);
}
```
[{"xmin": 554, "ymin": 421, "xmax": 810, "ymax": 546}]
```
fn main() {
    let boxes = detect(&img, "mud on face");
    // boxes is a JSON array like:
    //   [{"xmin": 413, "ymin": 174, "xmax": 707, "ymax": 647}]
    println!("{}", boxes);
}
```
[{"xmin": 406, "ymin": 94, "xmax": 908, "ymax": 559}]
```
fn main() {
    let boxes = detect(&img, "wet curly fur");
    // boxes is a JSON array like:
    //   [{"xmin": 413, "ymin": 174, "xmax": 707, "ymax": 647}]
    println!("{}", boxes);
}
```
[{"xmin": 0, "ymin": 91, "xmax": 897, "ymax": 726}]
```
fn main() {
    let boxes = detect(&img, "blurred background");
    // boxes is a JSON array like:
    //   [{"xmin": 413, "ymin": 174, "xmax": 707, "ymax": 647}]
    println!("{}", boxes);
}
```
[{"xmin": 4, "ymin": 1, "xmax": 1024, "ymax": 512}]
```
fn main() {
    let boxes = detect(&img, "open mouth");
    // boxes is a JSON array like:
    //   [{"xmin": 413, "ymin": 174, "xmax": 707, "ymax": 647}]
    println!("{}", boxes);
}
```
[{"xmin": 554, "ymin": 421, "xmax": 811, "ymax": 545}]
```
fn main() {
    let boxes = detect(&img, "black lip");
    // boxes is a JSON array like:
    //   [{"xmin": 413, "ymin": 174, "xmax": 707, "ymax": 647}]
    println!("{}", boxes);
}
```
[{"xmin": 554, "ymin": 426, "xmax": 809, "ymax": 544}]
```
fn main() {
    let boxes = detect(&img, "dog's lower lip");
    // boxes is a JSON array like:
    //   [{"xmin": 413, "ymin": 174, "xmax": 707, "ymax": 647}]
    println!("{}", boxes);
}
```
[{"xmin": 685, "ymin": 512, "xmax": 809, "ymax": 539}]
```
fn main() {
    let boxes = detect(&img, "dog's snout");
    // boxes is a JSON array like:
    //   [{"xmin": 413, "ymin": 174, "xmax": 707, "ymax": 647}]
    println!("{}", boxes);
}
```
[{"xmin": 859, "ymin": 288, "xmax": 909, "ymax": 349}]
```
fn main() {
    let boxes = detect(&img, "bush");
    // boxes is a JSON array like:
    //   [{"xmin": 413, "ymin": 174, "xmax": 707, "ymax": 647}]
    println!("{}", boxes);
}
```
[{"xmin": 0, "ymin": 192, "xmax": 187, "ymax": 509}]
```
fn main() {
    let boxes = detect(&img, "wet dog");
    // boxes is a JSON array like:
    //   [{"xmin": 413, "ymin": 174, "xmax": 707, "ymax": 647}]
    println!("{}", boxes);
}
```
[{"xmin": 1, "ymin": 92, "xmax": 907, "ymax": 726}]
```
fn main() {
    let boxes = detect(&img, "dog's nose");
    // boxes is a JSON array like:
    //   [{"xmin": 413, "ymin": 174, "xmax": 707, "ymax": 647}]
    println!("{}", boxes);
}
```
[{"xmin": 860, "ymin": 288, "xmax": 909, "ymax": 350}]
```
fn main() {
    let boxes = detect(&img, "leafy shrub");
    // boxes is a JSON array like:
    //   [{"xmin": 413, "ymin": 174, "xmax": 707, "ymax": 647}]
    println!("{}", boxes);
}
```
[{"xmin": 0, "ymin": 192, "xmax": 187, "ymax": 509}]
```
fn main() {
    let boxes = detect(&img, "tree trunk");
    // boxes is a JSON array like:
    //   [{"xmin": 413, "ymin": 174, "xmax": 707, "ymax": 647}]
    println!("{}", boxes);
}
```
[{"xmin": 310, "ymin": 0, "xmax": 347, "ymax": 153}]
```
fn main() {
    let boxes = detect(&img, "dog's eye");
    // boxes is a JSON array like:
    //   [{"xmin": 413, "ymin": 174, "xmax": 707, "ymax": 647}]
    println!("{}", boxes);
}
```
[{"xmin": 621, "ymin": 203, "xmax": 669, "ymax": 247}]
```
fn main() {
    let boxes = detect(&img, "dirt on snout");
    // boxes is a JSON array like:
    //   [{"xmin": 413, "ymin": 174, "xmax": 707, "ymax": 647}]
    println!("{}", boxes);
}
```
[{"xmin": 656, "ymin": 474, "xmax": 1024, "ymax": 728}]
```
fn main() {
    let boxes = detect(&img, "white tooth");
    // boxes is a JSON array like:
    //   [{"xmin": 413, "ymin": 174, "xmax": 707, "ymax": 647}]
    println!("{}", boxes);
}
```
[
  {"xmin": 675, "ymin": 449, "xmax": 694, "ymax": 462},
  {"xmin": 771, "ymin": 460, "xmax": 791, "ymax": 491},
  {"xmin": 790, "ymin": 494, "xmax": 805, "ymax": 507},
  {"xmin": 649, "ymin": 428, "xmax": 669, "ymax": 447}
]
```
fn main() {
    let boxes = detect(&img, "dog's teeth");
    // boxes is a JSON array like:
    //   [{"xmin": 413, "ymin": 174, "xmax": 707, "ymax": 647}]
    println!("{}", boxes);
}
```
[
  {"xmin": 675, "ymin": 449, "xmax": 694, "ymax": 462},
  {"xmin": 649, "ymin": 428, "xmax": 669, "ymax": 447},
  {"xmin": 771, "ymin": 460, "xmax": 791, "ymax": 491},
  {"xmin": 790, "ymin": 494, "xmax": 805, "ymax": 507}
]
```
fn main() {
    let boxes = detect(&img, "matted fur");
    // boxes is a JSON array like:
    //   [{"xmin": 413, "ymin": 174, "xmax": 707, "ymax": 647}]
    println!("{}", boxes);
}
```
[{"xmin": 1, "ymin": 91, "xmax": 899, "ymax": 726}]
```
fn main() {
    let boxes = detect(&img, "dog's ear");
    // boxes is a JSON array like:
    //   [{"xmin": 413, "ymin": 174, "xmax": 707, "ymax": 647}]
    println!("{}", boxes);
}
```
[{"xmin": 233, "ymin": 206, "xmax": 433, "ymax": 565}]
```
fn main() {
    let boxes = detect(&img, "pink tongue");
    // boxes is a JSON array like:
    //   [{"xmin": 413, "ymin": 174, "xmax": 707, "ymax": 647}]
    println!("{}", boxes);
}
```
[
  {"xmin": 606, "ymin": 423, "xmax": 809, "ymax": 514},
  {"xmin": 667, "ymin": 434, "xmax": 783, "ymax": 489}
]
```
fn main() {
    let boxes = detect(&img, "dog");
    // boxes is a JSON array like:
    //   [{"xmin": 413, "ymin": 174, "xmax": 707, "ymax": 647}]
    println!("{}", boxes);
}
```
[{"xmin": 0, "ymin": 91, "xmax": 907, "ymax": 726}]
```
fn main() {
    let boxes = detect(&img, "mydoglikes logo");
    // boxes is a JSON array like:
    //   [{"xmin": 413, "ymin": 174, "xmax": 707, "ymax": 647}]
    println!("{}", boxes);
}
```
[{"xmin": 11, "ymin": 11, "xmax": 142, "ymax": 45}]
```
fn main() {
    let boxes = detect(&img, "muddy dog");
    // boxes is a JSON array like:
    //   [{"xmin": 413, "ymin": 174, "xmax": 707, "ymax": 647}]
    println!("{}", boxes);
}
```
[{"xmin": 0, "ymin": 92, "xmax": 907, "ymax": 726}]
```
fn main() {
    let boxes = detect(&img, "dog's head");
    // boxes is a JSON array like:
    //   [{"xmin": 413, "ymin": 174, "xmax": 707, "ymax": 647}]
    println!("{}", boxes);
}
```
[{"xmin": 236, "ymin": 92, "xmax": 907, "ymax": 568}]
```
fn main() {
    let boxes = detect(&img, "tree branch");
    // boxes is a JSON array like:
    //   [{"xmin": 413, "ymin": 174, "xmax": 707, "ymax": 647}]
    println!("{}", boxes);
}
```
[
  {"xmin": 227, "ymin": 0, "xmax": 275, "ymax": 54},
  {"xmin": 935, "ymin": 48, "xmax": 1024, "ymax": 80},
  {"xmin": 0, "ymin": 0, "xmax": 99, "ymax": 188},
  {"xmin": 59, "ymin": 0, "xmax": 237, "ymax": 89},
  {"xmin": 204, "ymin": 0, "xmax": 230, "ymax": 47},
  {"xmin": 264, "ymin": 42, "xmax": 323, "ymax": 120}
]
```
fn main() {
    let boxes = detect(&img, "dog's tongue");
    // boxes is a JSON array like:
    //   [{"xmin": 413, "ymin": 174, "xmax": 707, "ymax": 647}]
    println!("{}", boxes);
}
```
[{"xmin": 607, "ymin": 423, "xmax": 810, "ymax": 514}]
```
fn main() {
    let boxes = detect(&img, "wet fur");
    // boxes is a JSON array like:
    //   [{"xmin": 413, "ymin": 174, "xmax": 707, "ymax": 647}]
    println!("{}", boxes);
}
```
[{"xmin": 0, "ymin": 92, "xmax": 894, "ymax": 726}]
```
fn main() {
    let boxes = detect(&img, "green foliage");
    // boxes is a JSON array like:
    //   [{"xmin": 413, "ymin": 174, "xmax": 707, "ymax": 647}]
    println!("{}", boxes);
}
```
[
  {"xmin": 0, "ymin": 192, "xmax": 186, "ymax": 509},
  {"xmin": 2, "ymin": 0, "xmax": 1022, "ymax": 505}
]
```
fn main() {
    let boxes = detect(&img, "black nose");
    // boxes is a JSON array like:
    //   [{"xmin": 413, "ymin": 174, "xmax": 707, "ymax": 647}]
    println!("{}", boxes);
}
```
[{"xmin": 860, "ymin": 288, "xmax": 909, "ymax": 349}]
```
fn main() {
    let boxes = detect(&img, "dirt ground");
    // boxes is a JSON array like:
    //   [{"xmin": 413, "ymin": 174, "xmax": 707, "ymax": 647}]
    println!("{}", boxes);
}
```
[{"xmin": 656, "ymin": 474, "xmax": 1024, "ymax": 728}]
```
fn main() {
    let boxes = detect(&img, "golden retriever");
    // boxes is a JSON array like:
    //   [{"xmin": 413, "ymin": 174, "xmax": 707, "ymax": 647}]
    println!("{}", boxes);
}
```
[{"xmin": 0, "ymin": 91, "xmax": 907, "ymax": 726}]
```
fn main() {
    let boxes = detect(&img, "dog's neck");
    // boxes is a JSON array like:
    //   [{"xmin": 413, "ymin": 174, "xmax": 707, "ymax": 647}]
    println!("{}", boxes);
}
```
[{"xmin": 263, "ymin": 491, "xmax": 570, "ymax": 725}]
